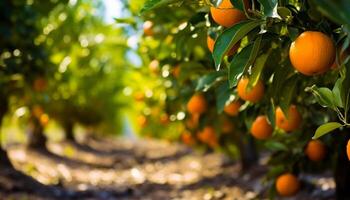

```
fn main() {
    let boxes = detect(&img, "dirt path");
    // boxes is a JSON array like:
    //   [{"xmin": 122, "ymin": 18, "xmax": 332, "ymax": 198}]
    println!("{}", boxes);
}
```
[{"xmin": 0, "ymin": 138, "xmax": 335, "ymax": 200}]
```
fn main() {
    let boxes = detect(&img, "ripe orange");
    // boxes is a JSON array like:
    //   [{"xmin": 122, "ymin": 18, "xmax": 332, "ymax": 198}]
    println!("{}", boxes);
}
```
[
  {"xmin": 181, "ymin": 131, "xmax": 195, "ymax": 146},
  {"xmin": 187, "ymin": 94, "xmax": 207, "ymax": 115},
  {"xmin": 237, "ymin": 78, "xmax": 264, "ymax": 103},
  {"xmin": 207, "ymin": 35, "xmax": 238, "ymax": 56},
  {"xmin": 32, "ymin": 105, "xmax": 44, "ymax": 119},
  {"xmin": 222, "ymin": 118, "xmax": 234, "ymax": 134},
  {"xmin": 137, "ymin": 115, "xmax": 147, "ymax": 128},
  {"xmin": 276, "ymin": 173, "xmax": 300, "ymax": 197},
  {"xmin": 134, "ymin": 92, "xmax": 145, "ymax": 102},
  {"xmin": 250, "ymin": 115, "xmax": 273, "ymax": 140},
  {"xmin": 172, "ymin": 65, "xmax": 181, "ymax": 78},
  {"xmin": 197, "ymin": 126, "xmax": 218, "ymax": 148},
  {"xmin": 224, "ymin": 101, "xmax": 241, "ymax": 116},
  {"xmin": 186, "ymin": 114, "xmax": 199, "ymax": 129},
  {"xmin": 39, "ymin": 114, "xmax": 50, "ymax": 126},
  {"xmin": 160, "ymin": 114, "xmax": 170, "ymax": 125},
  {"xmin": 33, "ymin": 78, "xmax": 47, "ymax": 92},
  {"xmin": 143, "ymin": 20, "xmax": 154, "ymax": 36},
  {"xmin": 210, "ymin": 0, "xmax": 246, "ymax": 27},
  {"xmin": 347, "ymin": 139, "xmax": 350, "ymax": 160},
  {"xmin": 149, "ymin": 59, "xmax": 160, "ymax": 73},
  {"xmin": 305, "ymin": 140, "xmax": 326, "ymax": 162},
  {"xmin": 275, "ymin": 105, "xmax": 301, "ymax": 132},
  {"xmin": 289, "ymin": 31, "xmax": 335, "ymax": 75}
]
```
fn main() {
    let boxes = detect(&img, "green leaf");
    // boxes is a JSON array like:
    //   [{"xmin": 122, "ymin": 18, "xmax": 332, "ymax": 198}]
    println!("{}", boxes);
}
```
[
  {"xmin": 216, "ymin": 81, "xmax": 231, "ymax": 113},
  {"xmin": 213, "ymin": 20, "xmax": 264, "ymax": 70},
  {"xmin": 265, "ymin": 141, "xmax": 288, "ymax": 151},
  {"xmin": 228, "ymin": 35, "xmax": 262, "ymax": 88},
  {"xmin": 196, "ymin": 71, "xmax": 226, "ymax": 91},
  {"xmin": 257, "ymin": 0, "xmax": 279, "ymax": 18},
  {"xmin": 332, "ymin": 78, "xmax": 344, "ymax": 108},
  {"xmin": 307, "ymin": 86, "xmax": 336, "ymax": 109},
  {"xmin": 230, "ymin": 0, "xmax": 245, "ymax": 12},
  {"xmin": 279, "ymin": 75, "xmax": 298, "ymax": 113},
  {"xmin": 248, "ymin": 52, "xmax": 269, "ymax": 88},
  {"xmin": 140, "ymin": 0, "xmax": 177, "ymax": 13},
  {"xmin": 312, "ymin": 0, "xmax": 350, "ymax": 25},
  {"xmin": 267, "ymin": 99, "xmax": 276, "ymax": 127},
  {"xmin": 277, "ymin": 7, "xmax": 292, "ymax": 20},
  {"xmin": 313, "ymin": 122, "xmax": 343, "ymax": 139}
]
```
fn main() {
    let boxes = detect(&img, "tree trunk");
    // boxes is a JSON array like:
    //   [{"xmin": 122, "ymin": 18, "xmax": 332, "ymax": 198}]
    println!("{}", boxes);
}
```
[
  {"xmin": 64, "ymin": 122, "xmax": 75, "ymax": 141},
  {"xmin": 334, "ymin": 133, "xmax": 350, "ymax": 199},
  {"xmin": 226, "ymin": 131, "xmax": 258, "ymax": 170},
  {"xmin": 27, "ymin": 117, "xmax": 47, "ymax": 149},
  {"xmin": 239, "ymin": 135, "xmax": 258, "ymax": 170}
]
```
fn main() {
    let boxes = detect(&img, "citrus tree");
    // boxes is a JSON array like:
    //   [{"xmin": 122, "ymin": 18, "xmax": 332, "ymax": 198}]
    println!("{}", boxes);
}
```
[
  {"xmin": 38, "ymin": 0, "xmax": 130, "ymax": 143},
  {"xmin": 0, "ymin": 0, "xmax": 68, "ymax": 164},
  {"xmin": 137, "ymin": 0, "xmax": 350, "ymax": 198}
]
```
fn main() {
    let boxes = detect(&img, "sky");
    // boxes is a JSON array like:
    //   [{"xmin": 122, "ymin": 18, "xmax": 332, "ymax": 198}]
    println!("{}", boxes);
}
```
[
  {"xmin": 102, "ymin": 0, "xmax": 142, "ymax": 67},
  {"xmin": 103, "ymin": 0, "xmax": 123, "ymax": 24}
]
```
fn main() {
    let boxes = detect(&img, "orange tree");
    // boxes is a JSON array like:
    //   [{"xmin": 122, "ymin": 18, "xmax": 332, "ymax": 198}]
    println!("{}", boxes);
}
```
[
  {"xmin": 37, "ymin": 0, "xmax": 130, "ymax": 143},
  {"xmin": 0, "ymin": 0, "xmax": 68, "ymax": 164},
  {"xmin": 137, "ymin": 0, "xmax": 350, "ymax": 198}
]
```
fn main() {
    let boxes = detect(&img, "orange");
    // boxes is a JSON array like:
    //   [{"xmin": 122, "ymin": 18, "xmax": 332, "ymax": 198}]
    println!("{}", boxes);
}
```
[
  {"xmin": 181, "ymin": 131, "xmax": 195, "ymax": 146},
  {"xmin": 197, "ymin": 126, "xmax": 218, "ymax": 148},
  {"xmin": 160, "ymin": 114, "xmax": 170, "ymax": 125},
  {"xmin": 172, "ymin": 65, "xmax": 181, "ymax": 78},
  {"xmin": 186, "ymin": 114, "xmax": 199, "ymax": 129},
  {"xmin": 276, "ymin": 173, "xmax": 300, "ymax": 197},
  {"xmin": 305, "ymin": 140, "xmax": 326, "ymax": 162},
  {"xmin": 33, "ymin": 78, "xmax": 47, "ymax": 92},
  {"xmin": 210, "ymin": 0, "xmax": 246, "ymax": 27},
  {"xmin": 347, "ymin": 139, "xmax": 350, "ymax": 160},
  {"xmin": 224, "ymin": 101, "xmax": 241, "ymax": 116},
  {"xmin": 143, "ymin": 20, "xmax": 154, "ymax": 36},
  {"xmin": 187, "ymin": 94, "xmax": 207, "ymax": 115},
  {"xmin": 39, "ymin": 114, "xmax": 50, "ymax": 126},
  {"xmin": 289, "ymin": 31, "xmax": 335, "ymax": 75},
  {"xmin": 222, "ymin": 118, "xmax": 234, "ymax": 134},
  {"xmin": 237, "ymin": 78, "xmax": 264, "ymax": 103},
  {"xmin": 134, "ymin": 92, "xmax": 145, "ymax": 102},
  {"xmin": 250, "ymin": 115, "xmax": 273, "ymax": 140},
  {"xmin": 137, "ymin": 115, "xmax": 147, "ymax": 128},
  {"xmin": 149, "ymin": 59, "xmax": 160, "ymax": 73},
  {"xmin": 275, "ymin": 105, "xmax": 301, "ymax": 132},
  {"xmin": 207, "ymin": 35, "xmax": 239, "ymax": 56},
  {"xmin": 32, "ymin": 105, "xmax": 44, "ymax": 119}
]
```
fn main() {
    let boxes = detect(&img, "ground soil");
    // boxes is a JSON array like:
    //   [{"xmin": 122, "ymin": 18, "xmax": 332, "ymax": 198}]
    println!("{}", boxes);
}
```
[{"xmin": 0, "ymin": 138, "xmax": 336, "ymax": 200}]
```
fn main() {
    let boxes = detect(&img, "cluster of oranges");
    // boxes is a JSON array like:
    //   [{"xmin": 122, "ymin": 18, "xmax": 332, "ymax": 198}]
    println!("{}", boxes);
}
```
[
  {"xmin": 32, "ymin": 105, "xmax": 50, "ymax": 127},
  {"xmin": 201, "ymin": 0, "xmax": 338, "ymax": 196},
  {"xmin": 142, "ymin": 0, "xmax": 345, "ymax": 197}
]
